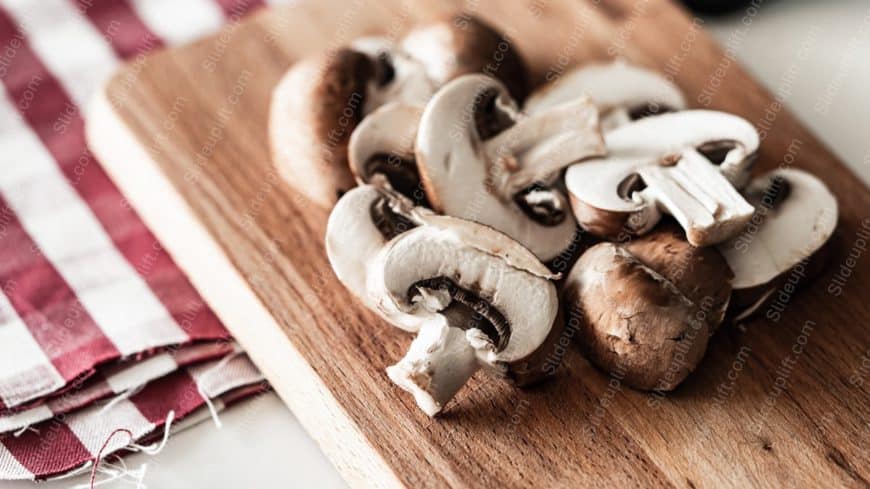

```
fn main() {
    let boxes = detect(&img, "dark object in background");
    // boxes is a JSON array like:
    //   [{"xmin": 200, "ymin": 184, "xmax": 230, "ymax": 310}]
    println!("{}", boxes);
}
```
[{"xmin": 681, "ymin": 0, "xmax": 754, "ymax": 15}]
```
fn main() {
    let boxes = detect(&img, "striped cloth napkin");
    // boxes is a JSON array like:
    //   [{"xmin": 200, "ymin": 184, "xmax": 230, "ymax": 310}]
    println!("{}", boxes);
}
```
[
  {"xmin": 0, "ymin": 353, "xmax": 267, "ymax": 480},
  {"xmin": 0, "ymin": 341, "xmax": 235, "ymax": 432},
  {"xmin": 0, "ymin": 0, "xmax": 285, "ymax": 480}
]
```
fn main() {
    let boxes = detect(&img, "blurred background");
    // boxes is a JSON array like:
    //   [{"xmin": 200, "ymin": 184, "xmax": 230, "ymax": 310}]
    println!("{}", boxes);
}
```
[{"xmin": 702, "ymin": 0, "xmax": 870, "ymax": 184}]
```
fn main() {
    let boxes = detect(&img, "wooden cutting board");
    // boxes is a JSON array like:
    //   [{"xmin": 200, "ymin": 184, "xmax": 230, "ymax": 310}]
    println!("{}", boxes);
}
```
[{"xmin": 86, "ymin": 1, "xmax": 870, "ymax": 487}]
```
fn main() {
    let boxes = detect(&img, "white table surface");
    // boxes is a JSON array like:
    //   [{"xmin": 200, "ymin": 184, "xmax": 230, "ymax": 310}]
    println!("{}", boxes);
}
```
[
  {"xmin": 706, "ymin": 0, "xmax": 870, "ymax": 185},
  {"xmin": 14, "ymin": 1, "xmax": 868, "ymax": 487}
]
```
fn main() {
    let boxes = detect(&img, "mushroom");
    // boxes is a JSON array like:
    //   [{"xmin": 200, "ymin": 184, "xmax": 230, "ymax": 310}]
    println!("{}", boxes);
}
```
[
  {"xmin": 325, "ymin": 183, "xmax": 427, "ymax": 329},
  {"xmin": 525, "ymin": 60, "xmax": 687, "ymax": 131},
  {"xmin": 401, "ymin": 15, "xmax": 531, "ymax": 102},
  {"xmin": 717, "ymin": 168, "xmax": 838, "ymax": 320},
  {"xmin": 270, "ymin": 38, "xmax": 435, "ymax": 208},
  {"xmin": 347, "ymin": 103, "xmax": 428, "ymax": 206},
  {"xmin": 564, "ymin": 110, "xmax": 759, "ymax": 246},
  {"xmin": 366, "ymin": 216, "xmax": 561, "ymax": 415},
  {"xmin": 563, "ymin": 226, "xmax": 733, "ymax": 391},
  {"xmin": 328, "ymin": 184, "xmax": 565, "ymax": 414},
  {"xmin": 415, "ymin": 74, "xmax": 606, "ymax": 261}
]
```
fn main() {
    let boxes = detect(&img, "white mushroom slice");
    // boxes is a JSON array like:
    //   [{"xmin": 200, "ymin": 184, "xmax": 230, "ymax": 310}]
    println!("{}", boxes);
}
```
[
  {"xmin": 350, "ymin": 37, "xmax": 435, "ymax": 113},
  {"xmin": 604, "ymin": 110, "xmax": 759, "ymax": 186},
  {"xmin": 416, "ymin": 74, "xmax": 605, "ymax": 261},
  {"xmin": 565, "ymin": 110, "xmax": 759, "ymax": 246},
  {"xmin": 371, "ymin": 220, "xmax": 560, "ymax": 416},
  {"xmin": 525, "ymin": 60, "xmax": 686, "ymax": 131},
  {"xmin": 325, "ymin": 184, "xmax": 429, "ymax": 328},
  {"xmin": 270, "ymin": 38, "xmax": 435, "ymax": 208},
  {"xmin": 718, "ymin": 168, "xmax": 838, "ymax": 319},
  {"xmin": 347, "ymin": 103, "xmax": 426, "ymax": 204}
]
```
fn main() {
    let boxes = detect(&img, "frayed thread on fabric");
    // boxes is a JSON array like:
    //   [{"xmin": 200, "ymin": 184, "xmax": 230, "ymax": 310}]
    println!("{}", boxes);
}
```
[
  {"xmin": 86, "ymin": 427, "xmax": 133, "ymax": 488},
  {"xmin": 72, "ymin": 410, "xmax": 175, "ymax": 489},
  {"xmin": 98, "ymin": 384, "xmax": 147, "ymax": 415},
  {"xmin": 72, "ymin": 457, "xmax": 148, "ymax": 489},
  {"xmin": 12, "ymin": 425, "xmax": 38, "ymax": 437},
  {"xmin": 130, "ymin": 411, "xmax": 175, "ymax": 456},
  {"xmin": 195, "ymin": 352, "xmax": 242, "ymax": 429}
]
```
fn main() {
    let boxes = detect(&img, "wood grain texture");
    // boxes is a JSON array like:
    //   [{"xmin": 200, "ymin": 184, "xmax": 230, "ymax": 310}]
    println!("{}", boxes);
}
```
[{"xmin": 86, "ymin": 1, "xmax": 870, "ymax": 487}]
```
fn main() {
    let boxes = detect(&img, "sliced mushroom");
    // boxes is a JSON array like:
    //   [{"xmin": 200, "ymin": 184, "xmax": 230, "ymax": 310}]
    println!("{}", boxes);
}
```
[
  {"xmin": 348, "ymin": 38, "xmax": 436, "ymax": 113},
  {"xmin": 325, "ymin": 183, "xmax": 427, "ymax": 329},
  {"xmin": 563, "ymin": 229, "xmax": 732, "ymax": 391},
  {"xmin": 565, "ymin": 110, "xmax": 759, "ymax": 246},
  {"xmin": 525, "ymin": 60, "xmax": 687, "ymax": 131},
  {"xmin": 270, "ymin": 38, "xmax": 435, "ymax": 208},
  {"xmin": 717, "ymin": 168, "xmax": 838, "ymax": 320},
  {"xmin": 367, "ymin": 217, "xmax": 560, "ymax": 415},
  {"xmin": 347, "ymin": 103, "xmax": 428, "ymax": 205},
  {"xmin": 401, "ymin": 15, "xmax": 531, "ymax": 102},
  {"xmin": 415, "ymin": 74, "xmax": 605, "ymax": 261}
]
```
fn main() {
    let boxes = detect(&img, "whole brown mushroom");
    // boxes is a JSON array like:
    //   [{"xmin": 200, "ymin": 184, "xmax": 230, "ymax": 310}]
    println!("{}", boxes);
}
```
[
  {"xmin": 563, "ymin": 225, "xmax": 733, "ymax": 391},
  {"xmin": 402, "ymin": 14, "xmax": 530, "ymax": 102},
  {"xmin": 270, "ymin": 39, "xmax": 435, "ymax": 208}
]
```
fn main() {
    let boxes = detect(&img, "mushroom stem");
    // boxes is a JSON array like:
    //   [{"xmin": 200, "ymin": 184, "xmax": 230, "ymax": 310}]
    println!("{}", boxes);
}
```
[
  {"xmin": 386, "ymin": 317, "xmax": 480, "ymax": 417},
  {"xmin": 638, "ymin": 148, "xmax": 755, "ymax": 246},
  {"xmin": 483, "ymin": 97, "xmax": 604, "ymax": 196}
]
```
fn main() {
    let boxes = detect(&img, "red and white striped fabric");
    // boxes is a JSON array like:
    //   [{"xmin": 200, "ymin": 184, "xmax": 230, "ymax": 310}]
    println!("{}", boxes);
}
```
[
  {"xmin": 0, "ymin": 353, "xmax": 266, "ymax": 480},
  {"xmin": 0, "ymin": 0, "xmax": 288, "ymax": 480},
  {"xmin": 0, "ymin": 0, "xmax": 288, "ymax": 406},
  {"xmin": 0, "ymin": 341, "xmax": 236, "ymax": 432},
  {"xmin": 0, "ymin": 176, "xmax": 231, "ymax": 411}
]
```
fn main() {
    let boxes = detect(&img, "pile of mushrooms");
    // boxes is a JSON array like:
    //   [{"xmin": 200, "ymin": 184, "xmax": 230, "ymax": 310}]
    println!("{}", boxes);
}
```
[
  {"xmin": 271, "ymin": 19, "xmax": 839, "ymax": 415},
  {"xmin": 270, "ymin": 15, "xmax": 530, "ymax": 208}
]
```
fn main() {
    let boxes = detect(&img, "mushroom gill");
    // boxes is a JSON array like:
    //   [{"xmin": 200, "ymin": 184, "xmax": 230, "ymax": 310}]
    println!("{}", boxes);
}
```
[
  {"xmin": 364, "ymin": 153, "xmax": 429, "ymax": 207},
  {"xmin": 409, "ymin": 277, "xmax": 510, "ymax": 352},
  {"xmin": 369, "ymin": 193, "xmax": 419, "ymax": 240}
]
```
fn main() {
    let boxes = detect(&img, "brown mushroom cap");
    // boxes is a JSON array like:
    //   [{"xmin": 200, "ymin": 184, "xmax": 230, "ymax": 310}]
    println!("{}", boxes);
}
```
[
  {"xmin": 270, "ymin": 49, "xmax": 373, "ymax": 208},
  {"xmin": 622, "ymin": 222, "xmax": 733, "ymax": 329},
  {"xmin": 563, "ymin": 231, "xmax": 732, "ymax": 391},
  {"xmin": 402, "ymin": 15, "xmax": 531, "ymax": 102}
]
